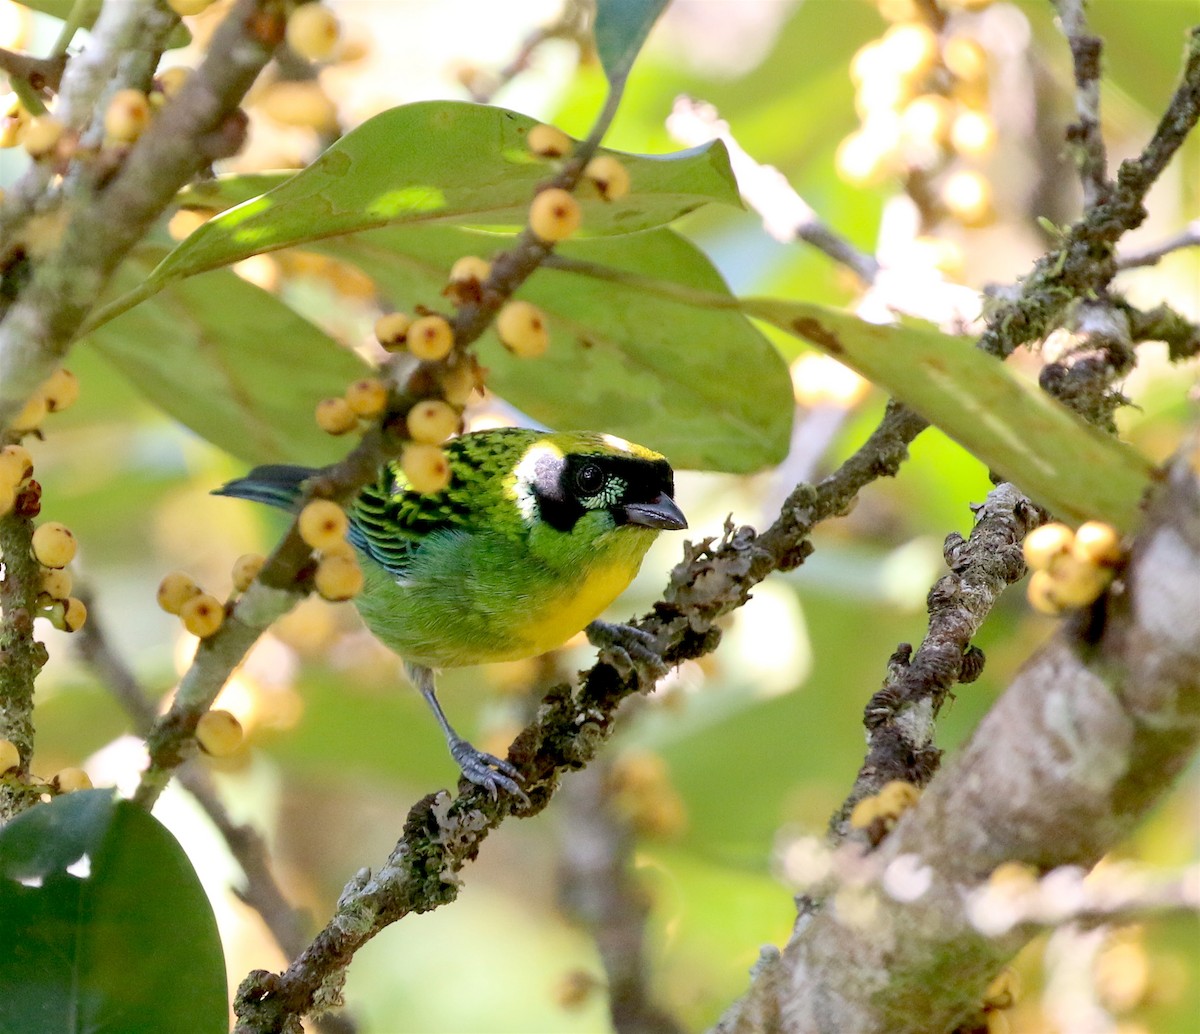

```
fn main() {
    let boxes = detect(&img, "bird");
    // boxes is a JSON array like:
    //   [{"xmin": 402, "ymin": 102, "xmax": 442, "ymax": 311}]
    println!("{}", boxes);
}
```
[{"xmin": 215, "ymin": 427, "xmax": 687, "ymax": 799}]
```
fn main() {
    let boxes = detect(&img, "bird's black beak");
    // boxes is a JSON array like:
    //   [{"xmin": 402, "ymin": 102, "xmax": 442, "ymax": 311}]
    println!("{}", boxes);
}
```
[{"xmin": 623, "ymin": 493, "xmax": 687, "ymax": 531}]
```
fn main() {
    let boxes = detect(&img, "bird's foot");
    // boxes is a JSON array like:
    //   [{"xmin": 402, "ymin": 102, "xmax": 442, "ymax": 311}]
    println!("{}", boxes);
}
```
[
  {"xmin": 448, "ymin": 736, "xmax": 529, "ymax": 804},
  {"xmin": 586, "ymin": 620, "xmax": 668, "ymax": 681}
]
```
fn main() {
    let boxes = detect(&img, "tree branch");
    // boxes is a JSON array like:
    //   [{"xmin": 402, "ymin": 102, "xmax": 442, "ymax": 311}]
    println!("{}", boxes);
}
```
[
  {"xmin": 714, "ymin": 444, "xmax": 1200, "ymax": 1034},
  {"xmin": 1054, "ymin": 0, "xmax": 1110, "ymax": 207}
]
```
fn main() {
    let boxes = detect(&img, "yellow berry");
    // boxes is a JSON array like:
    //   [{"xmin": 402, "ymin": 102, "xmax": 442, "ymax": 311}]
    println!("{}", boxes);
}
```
[
  {"xmin": 157, "ymin": 66, "xmax": 191, "ymax": 99},
  {"xmin": 167, "ymin": 0, "xmax": 216, "ymax": 14},
  {"xmin": 406, "ymin": 399, "xmax": 460, "ymax": 445},
  {"xmin": 231, "ymin": 553, "xmax": 265, "ymax": 592},
  {"xmin": 180, "ymin": 592, "xmax": 224, "ymax": 638},
  {"xmin": 1022, "ymin": 522, "xmax": 1074, "ymax": 571},
  {"xmin": 951, "ymin": 110, "xmax": 997, "ymax": 157},
  {"xmin": 440, "ymin": 357, "xmax": 481, "ymax": 406},
  {"xmin": 1048, "ymin": 556, "xmax": 1112, "ymax": 608},
  {"xmin": 849, "ymin": 795, "xmax": 882, "ymax": 829},
  {"xmin": 401, "ymin": 442, "xmax": 451, "ymax": 494},
  {"xmin": 52, "ymin": 767, "xmax": 92, "ymax": 792},
  {"xmin": 157, "ymin": 570, "xmax": 201, "ymax": 615},
  {"xmin": 943, "ymin": 170, "xmax": 994, "ymax": 227},
  {"xmin": 449, "ymin": 255, "xmax": 492, "ymax": 285},
  {"xmin": 298, "ymin": 499, "xmax": 349, "ymax": 551},
  {"xmin": 258, "ymin": 80, "xmax": 337, "ymax": 130},
  {"xmin": 988, "ymin": 860, "xmax": 1038, "ymax": 890},
  {"xmin": 496, "ymin": 300, "xmax": 549, "ymax": 357},
  {"xmin": 11, "ymin": 392, "xmax": 47, "ymax": 432},
  {"xmin": 406, "ymin": 315, "xmax": 455, "ymax": 361},
  {"xmin": 41, "ymin": 367, "xmax": 79, "ymax": 413},
  {"xmin": 1027, "ymin": 569, "xmax": 1065, "ymax": 616},
  {"xmin": 314, "ymin": 553, "xmax": 364, "ymax": 601},
  {"xmin": 527, "ymin": 123, "xmax": 572, "ymax": 159},
  {"xmin": 0, "ymin": 444, "xmax": 33, "ymax": 487},
  {"xmin": 63, "ymin": 596, "xmax": 87, "ymax": 632},
  {"xmin": 1072, "ymin": 521, "xmax": 1122, "ymax": 568},
  {"xmin": 31, "ymin": 522, "xmax": 77, "ymax": 568},
  {"xmin": 943, "ymin": 36, "xmax": 989, "ymax": 84},
  {"xmin": 104, "ymin": 89, "xmax": 152, "ymax": 143},
  {"xmin": 40, "ymin": 567, "xmax": 72, "ymax": 600},
  {"xmin": 0, "ymin": 739, "xmax": 19, "ymax": 773},
  {"xmin": 196, "ymin": 709, "xmax": 243, "ymax": 756},
  {"xmin": 344, "ymin": 377, "xmax": 387, "ymax": 417},
  {"xmin": 286, "ymin": 3, "xmax": 341, "ymax": 61},
  {"xmin": 528, "ymin": 187, "xmax": 582, "ymax": 242},
  {"xmin": 583, "ymin": 155, "xmax": 630, "ymax": 201},
  {"xmin": 876, "ymin": 779, "xmax": 921, "ymax": 817},
  {"xmin": 315, "ymin": 396, "xmax": 358, "ymax": 435},
  {"xmin": 22, "ymin": 115, "xmax": 64, "ymax": 159},
  {"xmin": 0, "ymin": 483, "xmax": 14, "ymax": 519},
  {"xmin": 374, "ymin": 311, "xmax": 411, "ymax": 351}
]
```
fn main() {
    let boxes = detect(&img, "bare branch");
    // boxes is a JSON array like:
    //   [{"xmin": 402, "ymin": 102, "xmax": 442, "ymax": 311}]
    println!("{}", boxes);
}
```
[
  {"xmin": 715, "ymin": 446, "xmax": 1200, "ymax": 1034},
  {"xmin": 1054, "ymin": 0, "xmax": 1110, "ymax": 206},
  {"xmin": 1116, "ymin": 217, "xmax": 1200, "ymax": 268}
]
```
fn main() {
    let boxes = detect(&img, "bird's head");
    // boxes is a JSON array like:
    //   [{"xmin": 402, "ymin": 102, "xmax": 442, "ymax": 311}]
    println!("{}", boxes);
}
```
[{"xmin": 508, "ymin": 431, "xmax": 686, "ymax": 548}]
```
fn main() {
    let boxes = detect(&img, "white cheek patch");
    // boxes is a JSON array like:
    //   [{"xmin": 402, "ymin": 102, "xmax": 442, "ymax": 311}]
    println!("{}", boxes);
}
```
[{"xmin": 510, "ymin": 442, "xmax": 562, "ymax": 524}]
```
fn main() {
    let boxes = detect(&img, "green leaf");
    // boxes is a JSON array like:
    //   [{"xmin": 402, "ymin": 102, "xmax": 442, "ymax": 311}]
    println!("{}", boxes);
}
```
[
  {"xmin": 0, "ymin": 790, "xmax": 226, "ymax": 1034},
  {"xmin": 745, "ymin": 299, "xmax": 1156, "ymax": 531},
  {"xmin": 317, "ymin": 225, "xmax": 792, "ymax": 473},
  {"xmin": 84, "ymin": 250, "xmax": 368, "ymax": 465},
  {"xmin": 147, "ymin": 101, "xmax": 737, "ymax": 287},
  {"xmin": 593, "ymin": 0, "xmax": 671, "ymax": 87}
]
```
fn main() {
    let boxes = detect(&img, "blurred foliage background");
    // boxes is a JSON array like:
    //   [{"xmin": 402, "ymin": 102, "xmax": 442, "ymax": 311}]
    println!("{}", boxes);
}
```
[{"xmin": 3, "ymin": 0, "xmax": 1197, "ymax": 1030}]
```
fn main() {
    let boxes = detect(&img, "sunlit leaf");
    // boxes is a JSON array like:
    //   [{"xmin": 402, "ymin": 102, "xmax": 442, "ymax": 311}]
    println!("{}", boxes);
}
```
[
  {"xmin": 745, "ymin": 299, "xmax": 1155, "ymax": 530},
  {"xmin": 148, "ymin": 101, "xmax": 737, "ymax": 287}
]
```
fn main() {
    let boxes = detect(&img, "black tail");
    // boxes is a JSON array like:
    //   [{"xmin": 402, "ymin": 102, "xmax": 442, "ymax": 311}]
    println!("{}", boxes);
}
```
[{"xmin": 212, "ymin": 464, "xmax": 316, "ymax": 512}]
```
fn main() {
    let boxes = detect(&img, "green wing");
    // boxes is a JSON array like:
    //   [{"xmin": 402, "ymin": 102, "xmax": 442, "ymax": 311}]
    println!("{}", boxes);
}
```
[{"xmin": 349, "ymin": 428, "xmax": 539, "ymax": 579}]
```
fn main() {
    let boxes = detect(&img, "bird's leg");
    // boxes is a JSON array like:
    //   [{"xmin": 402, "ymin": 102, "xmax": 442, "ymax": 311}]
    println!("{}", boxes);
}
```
[
  {"xmin": 586, "ymin": 620, "xmax": 668, "ymax": 682},
  {"xmin": 405, "ymin": 663, "xmax": 527, "ymax": 802}
]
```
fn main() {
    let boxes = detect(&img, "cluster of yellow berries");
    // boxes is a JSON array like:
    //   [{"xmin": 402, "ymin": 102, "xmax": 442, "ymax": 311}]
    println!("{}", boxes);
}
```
[
  {"xmin": 314, "ymin": 375, "xmax": 389, "ymax": 435},
  {"xmin": 836, "ymin": 3, "xmax": 997, "ymax": 229},
  {"xmin": 2, "ymin": 84, "xmax": 162, "ymax": 162},
  {"xmin": 157, "ymin": 570, "xmax": 228, "ymax": 638},
  {"xmin": 297, "ymin": 498, "xmax": 364, "ymax": 601},
  {"xmin": 848, "ymin": 779, "xmax": 922, "ymax": 836},
  {"xmin": 1023, "ymin": 520, "xmax": 1122, "ymax": 615},
  {"xmin": 195, "ymin": 708, "xmax": 244, "ymax": 757},
  {"xmin": 0, "ymin": 738, "xmax": 94, "ymax": 793},
  {"xmin": 7, "ymin": 366, "xmax": 79, "ymax": 435}
]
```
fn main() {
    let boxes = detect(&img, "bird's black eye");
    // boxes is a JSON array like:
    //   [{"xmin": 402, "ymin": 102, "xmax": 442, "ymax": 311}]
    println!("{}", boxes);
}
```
[{"xmin": 574, "ymin": 463, "xmax": 606, "ymax": 496}]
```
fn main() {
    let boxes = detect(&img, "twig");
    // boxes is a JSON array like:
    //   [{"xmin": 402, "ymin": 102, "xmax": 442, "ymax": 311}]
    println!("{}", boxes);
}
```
[
  {"xmin": 831, "ymin": 482, "xmax": 1042, "ymax": 838},
  {"xmin": 1054, "ymin": 0, "xmax": 1110, "ymax": 207},
  {"xmin": 1116, "ymin": 217, "xmax": 1200, "ymax": 268},
  {"xmin": 977, "ymin": 25, "xmax": 1200, "ymax": 361},
  {"xmin": 0, "ymin": 485, "xmax": 46, "ymax": 820},
  {"xmin": 461, "ymin": 0, "xmax": 591, "ymax": 104},
  {"xmin": 666, "ymin": 95, "xmax": 880, "ymax": 284},
  {"xmin": 0, "ymin": 47, "xmax": 67, "ymax": 94},
  {"xmin": 558, "ymin": 763, "xmax": 685, "ymax": 1034}
]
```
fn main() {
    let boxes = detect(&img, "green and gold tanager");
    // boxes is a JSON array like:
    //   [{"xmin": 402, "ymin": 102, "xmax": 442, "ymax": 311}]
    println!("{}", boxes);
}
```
[{"xmin": 216, "ymin": 428, "xmax": 686, "ymax": 797}]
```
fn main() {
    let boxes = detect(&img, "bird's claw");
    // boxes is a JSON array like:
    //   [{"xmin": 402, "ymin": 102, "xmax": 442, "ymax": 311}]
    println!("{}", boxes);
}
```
[
  {"xmin": 448, "ymin": 737, "xmax": 529, "ymax": 804},
  {"xmin": 586, "ymin": 620, "xmax": 668, "ymax": 681}
]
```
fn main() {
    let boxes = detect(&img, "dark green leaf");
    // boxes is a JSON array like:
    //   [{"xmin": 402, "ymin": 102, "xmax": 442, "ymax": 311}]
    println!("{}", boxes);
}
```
[
  {"xmin": 593, "ymin": 0, "xmax": 671, "ymax": 86},
  {"xmin": 0, "ymin": 790, "xmax": 226, "ymax": 1034},
  {"xmin": 745, "ymin": 299, "xmax": 1155, "ymax": 530},
  {"xmin": 84, "ymin": 250, "xmax": 368, "ymax": 465},
  {"xmin": 148, "ymin": 101, "xmax": 737, "ymax": 286},
  {"xmin": 317, "ymin": 225, "xmax": 792, "ymax": 473}
]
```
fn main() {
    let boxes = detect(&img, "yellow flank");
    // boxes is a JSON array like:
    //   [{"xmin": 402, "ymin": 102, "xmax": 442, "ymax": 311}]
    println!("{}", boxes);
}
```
[{"xmin": 516, "ymin": 556, "xmax": 642, "ymax": 659}]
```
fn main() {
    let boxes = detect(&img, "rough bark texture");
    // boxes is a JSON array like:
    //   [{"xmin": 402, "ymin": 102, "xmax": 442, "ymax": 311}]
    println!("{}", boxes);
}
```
[{"xmin": 714, "ymin": 448, "xmax": 1200, "ymax": 1033}]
